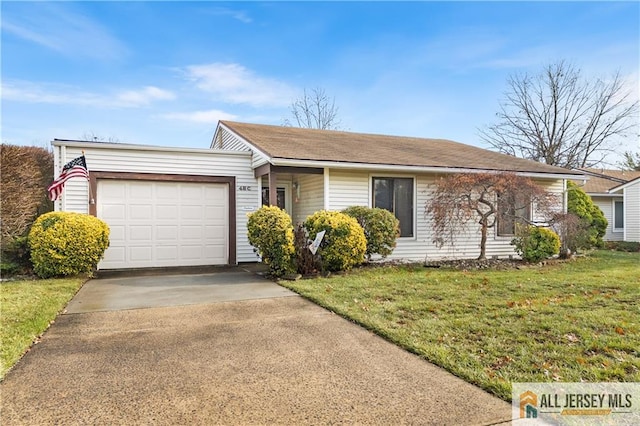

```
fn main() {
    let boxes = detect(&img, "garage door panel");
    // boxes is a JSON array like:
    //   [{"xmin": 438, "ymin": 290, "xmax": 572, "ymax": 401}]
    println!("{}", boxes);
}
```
[
  {"xmin": 180, "ymin": 225, "xmax": 204, "ymax": 240},
  {"xmin": 101, "ymin": 204, "xmax": 126, "ymax": 220},
  {"xmin": 97, "ymin": 180, "xmax": 228, "ymax": 269},
  {"xmin": 156, "ymin": 184, "xmax": 178, "ymax": 199},
  {"xmin": 156, "ymin": 205, "xmax": 178, "ymax": 219},
  {"xmin": 180, "ymin": 205, "xmax": 203, "ymax": 220},
  {"xmin": 181, "ymin": 186, "xmax": 204, "ymax": 200},
  {"xmin": 156, "ymin": 225, "xmax": 178, "ymax": 240},
  {"xmin": 130, "ymin": 226, "xmax": 152, "ymax": 241},
  {"xmin": 129, "ymin": 183, "xmax": 153, "ymax": 198},
  {"xmin": 156, "ymin": 246, "xmax": 178, "ymax": 260},
  {"xmin": 108, "ymin": 225, "xmax": 126, "ymax": 241},
  {"xmin": 130, "ymin": 204, "xmax": 153, "ymax": 219},
  {"xmin": 129, "ymin": 247, "xmax": 153, "ymax": 261}
]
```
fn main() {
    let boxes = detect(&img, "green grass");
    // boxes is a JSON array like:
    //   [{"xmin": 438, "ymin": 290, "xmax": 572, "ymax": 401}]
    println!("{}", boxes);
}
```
[
  {"xmin": 1, "ymin": 276, "xmax": 86, "ymax": 379},
  {"xmin": 281, "ymin": 251, "xmax": 640, "ymax": 401}
]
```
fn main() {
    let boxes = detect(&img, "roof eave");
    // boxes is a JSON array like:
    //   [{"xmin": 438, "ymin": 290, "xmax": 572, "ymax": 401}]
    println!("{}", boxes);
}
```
[
  {"xmin": 52, "ymin": 139, "xmax": 251, "ymax": 157},
  {"xmin": 271, "ymin": 158, "xmax": 584, "ymax": 180}
]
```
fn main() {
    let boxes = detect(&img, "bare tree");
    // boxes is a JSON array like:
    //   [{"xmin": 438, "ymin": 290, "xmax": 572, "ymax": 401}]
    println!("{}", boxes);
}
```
[
  {"xmin": 81, "ymin": 132, "xmax": 120, "ymax": 143},
  {"xmin": 284, "ymin": 87, "xmax": 341, "ymax": 130},
  {"xmin": 425, "ymin": 172, "xmax": 559, "ymax": 260},
  {"xmin": 480, "ymin": 61, "xmax": 639, "ymax": 169},
  {"xmin": 618, "ymin": 151, "xmax": 640, "ymax": 171}
]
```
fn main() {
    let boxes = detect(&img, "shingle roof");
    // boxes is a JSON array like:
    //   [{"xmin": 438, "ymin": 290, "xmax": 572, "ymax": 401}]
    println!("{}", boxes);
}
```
[
  {"xmin": 577, "ymin": 168, "xmax": 640, "ymax": 194},
  {"xmin": 221, "ymin": 121, "xmax": 583, "ymax": 176}
]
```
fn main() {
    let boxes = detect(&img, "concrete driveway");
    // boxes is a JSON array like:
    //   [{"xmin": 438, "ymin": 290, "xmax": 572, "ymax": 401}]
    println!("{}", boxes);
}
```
[
  {"xmin": 66, "ymin": 267, "xmax": 296, "ymax": 313},
  {"xmin": 1, "ymin": 270, "xmax": 512, "ymax": 425}
]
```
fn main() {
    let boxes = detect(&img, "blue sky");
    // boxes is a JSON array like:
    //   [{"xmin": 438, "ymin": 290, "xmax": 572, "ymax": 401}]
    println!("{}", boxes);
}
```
[{"xmin": 2, "ymin": 1, "xmax": 638, "ymax": 160}]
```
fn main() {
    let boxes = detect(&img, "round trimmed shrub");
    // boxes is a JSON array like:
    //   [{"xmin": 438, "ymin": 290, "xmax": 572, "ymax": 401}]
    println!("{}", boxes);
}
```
[
  {"xmin": 342, "ymin": 206, "xmax": 400, "ymax": 260},
  {"xmin": 304, "ymin": 210, "xmax": 366, "ymax": 272},
  {"xmin": 512, "ymin": 225, "xmax": 560, "ymax": 263},
  {"xmin": 28, "ymin": 212, "xmax": 110, "ymax": 278},
  {"xmin": 247, "ymin": 206, "xmax": 295, "ymax": 277}
]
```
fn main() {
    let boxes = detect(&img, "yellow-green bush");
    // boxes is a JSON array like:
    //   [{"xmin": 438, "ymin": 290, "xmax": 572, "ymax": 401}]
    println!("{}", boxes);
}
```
[
  {"xmin": 342, "ymin": 206, "xmax": 400, "ymax": 259},
  {"xmin": 28, "ymin": 212, "xmax": 110, "ymax": 278},
  {"xmin": 247, "ymin": 206, "xmax": 295, "ymax": 277},
  {"xmin": 304, "ymin": 210, "xmax": 366, "ymax": 272},
  {"xmin": 511, "ymin": 225, "xmax": 560, "ymax": 263}
]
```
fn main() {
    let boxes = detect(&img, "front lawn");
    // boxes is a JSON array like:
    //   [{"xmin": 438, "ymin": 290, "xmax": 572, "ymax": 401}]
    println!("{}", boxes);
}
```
[
  {"xmin": 1, "ymin": 277, "xmax": 86, "ymax": 379},
  {"xmin": 280, "ymin": 250, "xmax": 640, "ymax": 401}
]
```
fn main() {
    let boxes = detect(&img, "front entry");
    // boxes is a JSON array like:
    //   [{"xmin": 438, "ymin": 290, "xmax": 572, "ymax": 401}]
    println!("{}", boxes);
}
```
[{"xmin": 261, "ymin": 184, "xmax": 292, "ymax": 215}]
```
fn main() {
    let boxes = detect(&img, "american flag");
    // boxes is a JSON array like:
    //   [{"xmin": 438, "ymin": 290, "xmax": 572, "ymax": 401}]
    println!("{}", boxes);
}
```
[{"xmin": 47, "ymin": 155, "xmax": 89, "ymax": 201}]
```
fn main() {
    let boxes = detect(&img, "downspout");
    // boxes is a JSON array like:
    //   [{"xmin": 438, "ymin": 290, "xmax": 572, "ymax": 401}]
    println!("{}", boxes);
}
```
[{"xmin": 563, "ymin": 179, "xmax": 568, "ymax": 213}]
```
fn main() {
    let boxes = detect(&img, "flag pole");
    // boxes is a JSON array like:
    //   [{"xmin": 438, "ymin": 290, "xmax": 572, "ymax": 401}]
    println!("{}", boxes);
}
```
[{"xmin": 83, "ymin": 150, "xmax": 94, "ymax": 208}]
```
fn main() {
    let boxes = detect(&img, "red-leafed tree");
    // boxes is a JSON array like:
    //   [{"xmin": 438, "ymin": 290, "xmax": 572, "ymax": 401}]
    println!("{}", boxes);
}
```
[{"xmin": 425, "ymin": 172, "xmax": 559, "ymax": 260}]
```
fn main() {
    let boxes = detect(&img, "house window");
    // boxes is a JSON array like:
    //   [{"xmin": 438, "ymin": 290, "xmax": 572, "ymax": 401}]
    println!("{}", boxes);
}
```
[
  {"xmin": 372, "ymin": 177, "xmax": 413, "ymax": 237},
  {"xmin": 262, "ymin": 188, "xmax": 286, "ymax": 210},
  {"xmin": 497, "ymin": 193, "xmax": 531, "ymax": 236},
  {"xmin": 614, "ymin": 200, "xmax": 624, "ymax": 230}
]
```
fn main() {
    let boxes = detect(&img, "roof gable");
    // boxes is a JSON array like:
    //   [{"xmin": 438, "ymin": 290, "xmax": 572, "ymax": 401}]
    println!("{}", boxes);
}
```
[{"xmin": 220, "ymin": 121, "xmax": 583, "ymax": 176}]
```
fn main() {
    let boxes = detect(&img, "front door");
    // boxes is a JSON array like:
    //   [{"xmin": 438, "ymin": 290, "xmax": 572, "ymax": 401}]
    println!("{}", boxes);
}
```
[{"xmin": 262, "ymin": 187, "xmax": 286, "ymax": 210}]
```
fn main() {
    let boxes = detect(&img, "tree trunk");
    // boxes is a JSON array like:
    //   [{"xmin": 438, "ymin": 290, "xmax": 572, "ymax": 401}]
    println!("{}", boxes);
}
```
[{"xmin": 478, "ymin": 220, "xmax": 487, "ymax": 260}]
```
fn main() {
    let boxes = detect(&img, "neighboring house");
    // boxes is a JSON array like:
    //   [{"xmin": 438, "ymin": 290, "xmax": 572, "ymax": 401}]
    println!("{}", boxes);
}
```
[
  {"xmin": 574, "ymin": 169, "xmax": 640, "ymax": 242},
  {"xmin": 53, "ymin": 121, "xmax": 584, "ymax": 270},
  {"xmin": 609, "ymin": 177, "xmax": 640, "ymax": 242}
]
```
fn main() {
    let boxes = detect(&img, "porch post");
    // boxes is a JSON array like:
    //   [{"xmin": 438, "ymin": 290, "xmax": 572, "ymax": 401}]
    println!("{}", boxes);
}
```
[{"xmin": 268, "ymin": 171, "xmax": 277, "ymax": 206}]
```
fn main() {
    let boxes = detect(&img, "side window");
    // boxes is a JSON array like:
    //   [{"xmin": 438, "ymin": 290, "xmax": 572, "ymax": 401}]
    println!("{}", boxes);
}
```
[
  {"xmin": 614, "ymin": 200, "xmax": 624, "ymax": 230},
  {"xmin": 497, "ymin": 193, "xmax": 531, "ymax": 236},
  {"xmin": 372, "ymin": 177, "xmax": 413, "ymax": 237}
]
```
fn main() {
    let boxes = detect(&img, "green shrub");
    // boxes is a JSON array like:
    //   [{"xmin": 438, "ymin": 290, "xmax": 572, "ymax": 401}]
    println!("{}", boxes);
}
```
[
  {"xmin": 304, "ymin": 210, "xmax": 366, "ymax": 272},
  {"xmin": 605, "ymin": 241, "xmax": 640, "ymax": 252},
  {"xmin": 247, "ymin": 206, "xmax": 295, "ymax": 277},
  {"xmin": 567, "ymin": 181, "xmax": 607, "ymax": 249},
  {"xmin": 1, "ymin": 236, "xmax": 32, "ymax": 276},
  {"xmin": 342, "ymin": 206, "xmax": 400, "ymax": 260},
  {"xmin": 28, "ymin": 212, "xmax": 110, "ymax": 278},
  {"xmin": 512, "ymin": 225, "xmax": 561, "ymax": 263}
]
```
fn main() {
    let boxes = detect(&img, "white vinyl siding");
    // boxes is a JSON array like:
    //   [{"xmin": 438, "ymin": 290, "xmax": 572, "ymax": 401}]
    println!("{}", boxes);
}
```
[
  {"xmin": 321, "ymin": 170, "xmax": 566, "ymax": 261},
  {"xmin": 623, "ymin": 181, "xmax": 640, "ymax": 242},
  {"xmin": 55, "ymin": 145, "xmax": 259, "ymax": 263},
  {"xmin": 293, "ymin": 174, "xmax": 324, "ymax": 225},
  {"xmin": 327, "ymin": 170, "xmax": 369, "ymax": 210},
  {"xmin": 591, "ymin": 196, "xmax": 624, "ymax": 241},
  {"xmin": 212, "ymin": 127, "xmax": 269, "ymax": 168}
]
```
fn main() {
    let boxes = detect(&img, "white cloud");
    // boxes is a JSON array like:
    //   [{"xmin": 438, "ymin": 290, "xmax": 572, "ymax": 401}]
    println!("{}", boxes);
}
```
[
  {"xmin": 161, "ymin": 109, "xmax": 238, "ymax": 124},
  {"xmin": 1, "ymin": 80, "xmax": 175, "ymax": 108},
  {"xmin": 116, "ymin": 86, "xmax": 176, "ymax": 106},
  {"xmin": 1, "ymin": 3, "xmax": 127, "ymax": 61},
  {"xmin": 204, "ymin": 7, "xmax": 253, "ymax": 24},
  {"xmin": 184, "ymin": 63, "xmax": 296, "ymax": 107}
]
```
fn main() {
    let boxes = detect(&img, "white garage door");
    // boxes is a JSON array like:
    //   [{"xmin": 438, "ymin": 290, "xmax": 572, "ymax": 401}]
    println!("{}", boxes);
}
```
[{"xmin": 97, "ymin": 180, "xmax": 228, "ymax": 269}]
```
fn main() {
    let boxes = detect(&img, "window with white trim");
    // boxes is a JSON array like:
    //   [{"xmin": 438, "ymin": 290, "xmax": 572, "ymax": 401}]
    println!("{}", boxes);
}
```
[
  {"xmin": 614, "ymin": 200, "xmax": 624, "ymax": 230},
  {"xmin": 372, "ymin": 177, "xmax": 414, "ymax": 237},
  {"xmin": 497, "ymin": 193, "xmax": 531, "ymax": 236}
]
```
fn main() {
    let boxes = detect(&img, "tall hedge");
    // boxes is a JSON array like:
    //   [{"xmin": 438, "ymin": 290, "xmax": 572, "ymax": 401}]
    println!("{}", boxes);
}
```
[
  {"xmin": 28, "ymin": 212, "xmax": 110, "ymax": 278},
  {"xmin": 1, "ymin": 144, "xmax": 54, "ymax": 251},
  {"xmin": 567, "ymin": 181, "xmax": 607, "ymax": 249}
]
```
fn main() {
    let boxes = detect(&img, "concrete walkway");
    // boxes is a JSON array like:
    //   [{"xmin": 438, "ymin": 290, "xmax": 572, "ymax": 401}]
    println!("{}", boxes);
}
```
[{"xmin": 2, "ymin": 274, "xmax": 512, "ymax": 425}]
